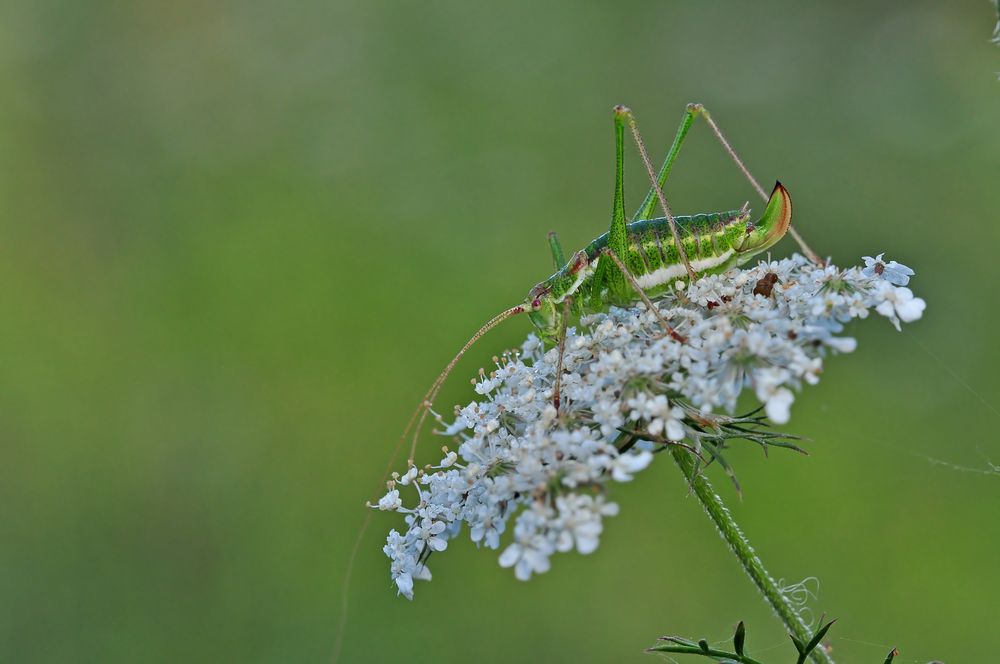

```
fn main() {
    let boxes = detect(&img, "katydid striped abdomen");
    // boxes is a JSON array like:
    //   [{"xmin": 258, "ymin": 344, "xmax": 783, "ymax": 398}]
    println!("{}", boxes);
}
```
[{"xmin": 526, "ymin": 188, "xmax": 790, "ymax": 343}]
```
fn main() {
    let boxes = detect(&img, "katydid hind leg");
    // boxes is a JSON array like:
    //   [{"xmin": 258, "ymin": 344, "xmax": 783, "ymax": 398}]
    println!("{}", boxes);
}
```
[
  {"xmin": 547, "ymin": 231, "xmax": 566, "ymax": 271},
  {"xmin": 632, "ymin": 105, "xmax": 699, "ymax": 222},
  {"xmin": 599, "ymin": 247, "xmax": 686, "ymax": 343},
  {"xmin": 620, "ymin": 106, "xmax": 696, "ymax": 280},
  {"xmin": 687, "ymin": 103, "xmax": 769, "ymax": 202},
  {"xmin": 591, "ymin": 107, "xmax": 632, "ymax": 301},
  {"xmin": 631, "ymin": 102, "xmax": 760, "ymax": 220},
  {"xmin": 689, "ymin": 103, "xmax": 822, "ymax": 264},
  {"xmin": 607, "ymin": 107, "xmax": 630, "ymax": 260}
]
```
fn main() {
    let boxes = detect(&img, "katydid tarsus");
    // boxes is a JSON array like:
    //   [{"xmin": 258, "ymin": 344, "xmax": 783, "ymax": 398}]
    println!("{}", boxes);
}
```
[{"xmin": 333, "ymin": 103, "xmax": 817, "ymax": 662}]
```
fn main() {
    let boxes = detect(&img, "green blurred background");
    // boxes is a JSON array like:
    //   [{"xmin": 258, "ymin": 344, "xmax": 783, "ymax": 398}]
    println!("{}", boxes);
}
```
[{"xmin": 2, "ymin": 1, "xmax": 999, "ymax": 662}]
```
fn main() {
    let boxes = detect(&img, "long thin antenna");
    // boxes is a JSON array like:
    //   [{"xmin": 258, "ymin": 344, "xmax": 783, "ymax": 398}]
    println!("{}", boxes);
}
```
[
  {"xmin": 333, "ymin": 303, "xmax": 526, "ymax": 663},
  {"xmin": 407, "ymin": 304, "xmax": 526, "ymax": 462},
  {"xmin": 621, "ymin": 108, "xmax": 697, "ymax": 281},
  {"xmin": 331, "ymin": 508, "xmax": 372, "ymax": 664}
]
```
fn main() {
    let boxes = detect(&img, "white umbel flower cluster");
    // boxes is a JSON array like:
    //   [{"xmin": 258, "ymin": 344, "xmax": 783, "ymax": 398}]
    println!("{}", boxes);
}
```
[{"xmin": 377, "ymin": 254, "xmax": 925, "ymax": 598}]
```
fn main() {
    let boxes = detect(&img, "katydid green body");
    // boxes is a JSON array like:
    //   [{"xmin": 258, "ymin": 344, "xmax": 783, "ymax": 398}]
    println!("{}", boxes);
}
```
[
  {"xmin": 525, "ymin": 106, "xmax": 793, "ymax": 341},
  {"xmin": 403, "ymin": 103, "xmax": 797, "ymax": 453}
]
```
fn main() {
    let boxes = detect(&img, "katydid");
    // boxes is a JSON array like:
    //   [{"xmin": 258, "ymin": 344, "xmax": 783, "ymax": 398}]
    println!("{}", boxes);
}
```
[{"xmin": 401, "ymin": 103, "xmax": 808, "ymax": 463}]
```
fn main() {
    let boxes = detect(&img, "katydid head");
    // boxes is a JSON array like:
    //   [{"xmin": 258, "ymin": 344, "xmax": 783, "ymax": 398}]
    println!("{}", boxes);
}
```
[
  {"xmin": 735, "ymin": 181, "xmax": 793, "ymax": 264},
  {"xmin": 525, "ymin": 284, "xmax": 562, "ymax": 343},
  {"xmin": 524, "ymin": 249, "xmax": 590, "ymax": 342}
]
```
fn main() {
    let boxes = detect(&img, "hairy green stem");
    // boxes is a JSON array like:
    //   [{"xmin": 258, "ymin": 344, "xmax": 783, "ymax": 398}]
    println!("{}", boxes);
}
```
[{"xmin": 671, "ymin": 448, "xmax": 836, "ymax": 664}]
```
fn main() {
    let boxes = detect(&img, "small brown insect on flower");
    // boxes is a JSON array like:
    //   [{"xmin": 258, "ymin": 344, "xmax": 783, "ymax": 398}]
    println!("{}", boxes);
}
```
[{"xmin": 752, "ymin": 272, "xmax": 780, "ymax": 297}]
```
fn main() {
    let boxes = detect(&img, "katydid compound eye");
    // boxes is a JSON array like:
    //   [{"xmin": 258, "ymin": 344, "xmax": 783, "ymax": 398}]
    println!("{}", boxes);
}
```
[{"xmin": 531, "ymin": 298, "xmax": 542, "ymax": 309}]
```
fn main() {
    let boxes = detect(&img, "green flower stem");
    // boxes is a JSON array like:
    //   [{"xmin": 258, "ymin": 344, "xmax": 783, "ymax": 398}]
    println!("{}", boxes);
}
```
[{"xmin": 671, "ymin": 447, "xmax": 836, "ymax": 664}]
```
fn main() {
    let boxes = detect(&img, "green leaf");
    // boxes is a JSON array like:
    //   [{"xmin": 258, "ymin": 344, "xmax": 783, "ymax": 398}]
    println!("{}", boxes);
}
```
[
  {"xmin": 701, "ymin": 442, "xmax": 742, "ymax": 496},
  {"xmin": 884, "ymin": 647, "xmax": 899, "ymax": 663},
  {"xmin": 733, "ymin": 621, "xmax": 746, "ymax": 656},
  {"xmin": 760, "ymin": 439, "xmax": 808, "ymax": 455},
  {"xmin": 804, "ymin": 619, "xmax": 836, "ymax": 655},
  {"xmin": 790, "ymin": 634, "xmax": 807, "ymax": 664}
]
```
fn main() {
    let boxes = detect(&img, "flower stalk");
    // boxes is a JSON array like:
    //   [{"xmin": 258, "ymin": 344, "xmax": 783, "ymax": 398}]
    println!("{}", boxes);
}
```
[{"xmin": 671, "ymin": 447, "xmax": 836, "ymax": 664}]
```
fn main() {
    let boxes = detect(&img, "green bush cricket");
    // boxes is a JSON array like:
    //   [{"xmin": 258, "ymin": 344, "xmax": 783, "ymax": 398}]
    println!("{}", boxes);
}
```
[{"xmin": 400, "ymin": 103, "xmax": 812, "ymax": 463}]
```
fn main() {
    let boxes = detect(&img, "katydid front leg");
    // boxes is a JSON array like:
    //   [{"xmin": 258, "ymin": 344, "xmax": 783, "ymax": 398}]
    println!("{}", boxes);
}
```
[{"xmin": 551, "ymin": 296, "xmax": 572, "ymax": 412}]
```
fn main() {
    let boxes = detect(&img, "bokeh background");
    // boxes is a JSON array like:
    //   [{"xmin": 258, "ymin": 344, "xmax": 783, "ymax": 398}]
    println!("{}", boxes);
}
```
[{"xmin": 2, "ymin": 1, "xmax": 999, "ymax": 662}]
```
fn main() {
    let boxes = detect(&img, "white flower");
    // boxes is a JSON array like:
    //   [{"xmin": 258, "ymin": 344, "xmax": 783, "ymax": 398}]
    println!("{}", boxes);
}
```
[
  {"xmin": 863, "ymin": 253, "xmax": 915, "ymax": 286},
  {"xmin": 377, "ymin": 489, "xmax": 402, "ymax": 511},
  {"xmin": 764, "ymin": 387, "xmax": 795, "ymax": 424},
  {"xmin": 553, "ymin": 494, "xmax": 619, "ymax": 554},
  {"xmin": 627, "ymin": 394, "xmax": 685, "ymax": 440},
  {"xmin": 414, "ymin": 517, "xmax": 449, "ymax": 553},
  {"xmin": 398, "ymin": 466, "xmax": 418, "ymax": 486},
  {"xmin": 378, "ymin": 253, "xmax": 924, "ymax": 597},
  {"xmin": 498, "ymin": 507, "xmax": 556, "ymax": 580},
  {"xmin": 608, "ymin": 450, "xmax": 654, "ymax": 482},
  {"xmin": 663, "ymin": 406, "xmax": 687, "ymax": 441},
  {"xmin": 469, "ymin": 509, "xmax": 506, "ymax": 549},
  {"xmin": 498, "ymin": 539, "xmax": 553, "ymax": 580},
  {"xmin": 383, "ymin": 530, "xmax": 432, "ymax": 600},
  {"xmin": 753, "ymin": 367, "xmax": 795, "ymax": 425},
  {"xmin": 875, "ymin": 284, "xmax": 927, "ymax": 331}
]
